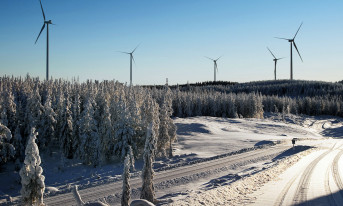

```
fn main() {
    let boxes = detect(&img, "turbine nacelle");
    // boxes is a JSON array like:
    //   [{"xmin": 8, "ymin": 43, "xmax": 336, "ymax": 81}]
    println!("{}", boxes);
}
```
[{"xmin": 45, "ymin": 20, "xmax": 53, "ymax": 24}]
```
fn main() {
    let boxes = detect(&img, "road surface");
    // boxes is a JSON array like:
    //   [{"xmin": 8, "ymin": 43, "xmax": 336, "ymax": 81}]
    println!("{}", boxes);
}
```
[{"xmin": 250, "ymin": 140, "xmax": 343, "ymax": 206}]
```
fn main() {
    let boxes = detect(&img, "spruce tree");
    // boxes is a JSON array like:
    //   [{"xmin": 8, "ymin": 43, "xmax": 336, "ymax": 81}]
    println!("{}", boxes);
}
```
[
  {"xmin": 114, "ymin": 96, "xmax": 136, "ymax": 167},
  {"xmin": 60, "ymin": 93, "xmax": 74, "ymax": 159},
  {"xmin": 13, "ymin": 125, "xmax": 24, "ymax": 161},
  {"xmin": 79, "ymin": 96, "xmax": 100, "ymax": 166},
  {"xmin": 121, "ymin": 154, "xmax": 131, "ymax": 206},
  {"xmin": 19, "ymin": 128, "xmax": 45, "ymax": 206},
  {"xmin": 0, "ymin": 123, "xmax": 15, "ymax": 165},
  {"xmin": 140, "ymin": 123, "xmax": 157, "ymax": 203},
  {"xmin": 39, "ymin": 94, "xmax": 57, "ymax": 151}
]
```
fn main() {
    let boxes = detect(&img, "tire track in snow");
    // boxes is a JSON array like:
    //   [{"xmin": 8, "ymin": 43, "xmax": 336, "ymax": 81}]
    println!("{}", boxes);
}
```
[
  {"xmin": 332, "ymin": 150, "xmax": 343, "ymax": 199},
  {"xmin": 292, "ymin": 150, "xmax": 330, "ymax": 205},
  {"xmin": 324, "ymin": 165, "xmax": 336, "ymax": 206},
  {"xmin": 292, "ymin": 143, "xmax": 339, "ymax": 205},
  {"xmin": 273, "ymin": 149, "xmax": 328, "ymax": 206},
  {"xmin": 274, "ymin": 168, "xmax": 299, "ymax": 206}
]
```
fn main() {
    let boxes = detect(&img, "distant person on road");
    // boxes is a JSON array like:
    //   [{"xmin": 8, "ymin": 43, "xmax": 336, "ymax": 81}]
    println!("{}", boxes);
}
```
[{"xmin": 292, "ymin": 138, "xmax": 296, "ymax": 149}]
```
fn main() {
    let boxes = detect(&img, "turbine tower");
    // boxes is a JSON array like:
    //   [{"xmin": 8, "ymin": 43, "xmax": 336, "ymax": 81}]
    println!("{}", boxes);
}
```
[
  {"xmin": 35, "ymin": 0, "xmax": 54, "ymax": 81},
  {"xmin": 267, "ymin": 47, "xmax": 284, "ymax": 80},
  {"xmin": 118, "ymin": 45, "xmax": 139, "ymax": 86},
  {"xmin": 275, "ymin": 22, "xmax": 303, "ymax": 80},
  {"xmin": 205, "ymin": 56, "xmax": 221, "ymax": 82}
]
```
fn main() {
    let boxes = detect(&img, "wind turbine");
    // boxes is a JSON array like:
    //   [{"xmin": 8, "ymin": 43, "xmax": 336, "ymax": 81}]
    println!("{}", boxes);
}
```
[
  {"xmin": 267, "ymin": 47, "xmax": 284, "ymax": 80},
  {"xmin": 205, "ymin": 56, "xmax": 221, "ymax": 82},
  {"xmin": 275, "ymin": 22, "xmax": 303, "ymax": 80},
  {"xmin": 35, "ymin": 0, "xmax": 54, "ymax": 81},
  {"xmin": 118, "ymin": 45, "xmax": 139, "ymax": 86}
]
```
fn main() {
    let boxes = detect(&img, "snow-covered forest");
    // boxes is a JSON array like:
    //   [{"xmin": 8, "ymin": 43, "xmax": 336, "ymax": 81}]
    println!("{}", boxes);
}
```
[
  {"xmin": 0, "ymin": 75, "xmax": 177, "ymax": 169},
  {"xmin": 167, "ymin": 80, "xmax": 343, "ymax": 118}
]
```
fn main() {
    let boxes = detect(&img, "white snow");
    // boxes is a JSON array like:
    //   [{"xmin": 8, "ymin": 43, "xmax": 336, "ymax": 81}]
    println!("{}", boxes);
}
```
[
  {"xmin": 173, "ymin": 114, "xmax": 322, "ymax": 158},
  {"xmin": 163, "ymin": 114, "xmax": 343, "ymax": 205},
  {"xmin": 1, "ymin": 113, "xmax": 342, "ymax": 205}
]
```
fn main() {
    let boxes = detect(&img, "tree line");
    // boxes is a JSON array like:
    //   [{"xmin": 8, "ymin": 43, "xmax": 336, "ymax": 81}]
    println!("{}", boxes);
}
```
[{"xmin": 0, "ymin": 75, "xmax": 175, "ymax": 168}]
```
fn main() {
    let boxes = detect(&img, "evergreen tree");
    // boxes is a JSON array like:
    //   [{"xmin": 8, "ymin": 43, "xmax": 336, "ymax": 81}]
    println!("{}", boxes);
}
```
[
  {"xmin": 1, "ymin": 89, "xmax": 17, "ymax": 133},
  {"xmin": 114, "ymin": 97, "xmax": 136, "ymax": 168},
  {"xmin": 121, "ymin": 154, "xmax": 131, "ymax": 206},
  {"xmin": 140, "ymin": 123, "xmax": 157, "ymax": 203},
  {"xmin": 13, "ymin": 125, "xmax": 24, "ymax": 161},
  {"xmin": 157, "ymin": 86, "xmax": 176, "ymax": 157},
  {"xmin": 19, "ymin": 128, "xmax": 45, "ymax": 206},
  {"xmin": 25, "ymin": 85, "xmax": 44, "ymax": 142},
  {"xmin": 0, "ymin": 106, "xmax": 9, "ymax": 127},
  {"xmin": 0, "ymin": 123, "xmax": 15, "ymax": 165},
  {"xmin": 39, "ymin": 94, "xmax": 57, "ymax": 151},
  {"xmin": 98, "ymin": 99, "xmax": 113, "ymax": 163},
  {"xmin": 72, "ymin": 90, "xmax": 81, "ymax": 157},
  {"xmin": 79, "ymin": 96, "xmax": 100, "ymax": 167},
  {"xmin": 60, "ymin": 93, "xmax": 74, "ymax": 159}
]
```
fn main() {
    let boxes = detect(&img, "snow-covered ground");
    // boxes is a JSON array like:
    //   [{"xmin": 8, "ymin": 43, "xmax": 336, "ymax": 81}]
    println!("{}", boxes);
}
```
[
  {"xmin": 1, "ymin": 113, "xmax": 342, "ymax": 205},
  {"xmin": 164, "ymin": 114, "xmax": 343, "ymax": 206},
  {"xmin": 173, "ymin": 114, "xmax": 323, "ymax": 158}
]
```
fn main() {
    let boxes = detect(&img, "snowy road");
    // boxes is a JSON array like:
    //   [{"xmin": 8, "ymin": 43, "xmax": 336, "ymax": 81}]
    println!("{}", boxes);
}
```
[
  {"xmin": 250, "ymin": 140, "xmax": 343, "ymax": 206},
  {"xmin": 44, "ymin": 144, "xmax": 290, "ymax": 205}
]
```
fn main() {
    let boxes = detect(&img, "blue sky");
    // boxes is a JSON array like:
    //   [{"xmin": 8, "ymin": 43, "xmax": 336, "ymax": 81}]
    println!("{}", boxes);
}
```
[{"xmin": 1, "ymin": 0, "xmax": 343, "ymax": 85}]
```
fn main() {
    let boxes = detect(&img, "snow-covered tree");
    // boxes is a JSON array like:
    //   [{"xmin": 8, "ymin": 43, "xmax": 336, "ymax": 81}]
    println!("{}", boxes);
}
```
[
  {"xmin": 25, "ymin": 85, "xmax": 44, "ymax": 142},
  {"xmin": 140, "ymin": 93, "xmax": 160, "ymax": 148},
  {"xmin": 19, "ymin": 128, "xmax": 45, "ymax": 206},
  {"xmin": 72, "ymin": 90, "xmax": 81, "ymax": 158},
  {"xmin": 121, "ymin": 154, "xmax": 131, "ymax": 206},
  {"xmin": 1, "ymin": 89, "xmax": 17, "ymax": 133},
  {"xmin": 0, "ymin": 123, "xmax": 15, "ymax": 165},
  {"xmin": 98, "ymin": 98, "xmax": 113, "ymax": 163},
  {"xmin": 157, "ymin": 86, "xmax": 176, "ymax": 157},
  {"xmin": 0, "ymin": 106, "xmax": 9, "ymax": 127},
  {"xmin": 60, "ymin": 93, "xmax": 74, "ymax": 159},
  {"xmin": 13, "ymin": 125, "xmax": 24, "ymax": 161},
  {"xmin": 39, "ymin": 93, "xmax": 57, "ymax": 151},
  {"xmin": 114, "ymin": 97, "xmax": 136, "ymax": 167},
  {"xmin": 79, "ymin": 96, "xmax": 100, "ymax": 167},
  {"xmin": 140, "ymin": 123, "xmax": 157, "ymax": 203}
]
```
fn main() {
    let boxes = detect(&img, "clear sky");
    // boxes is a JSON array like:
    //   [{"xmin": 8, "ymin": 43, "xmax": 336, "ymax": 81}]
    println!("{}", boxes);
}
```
[{"xmin": 1, "ymin": 0, "xmax": 343, "ymax": 85}]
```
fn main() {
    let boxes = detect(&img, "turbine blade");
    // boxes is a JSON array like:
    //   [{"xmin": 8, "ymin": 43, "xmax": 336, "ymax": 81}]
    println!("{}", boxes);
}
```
[
  {"xmin": 117, "ymin": 51, "xmax": 130, "ymax": 54},
  {"xmin": 267, "ymin": 47, "xmax": 276, "ymax": 59},
  {"xmin": 293, "ymin": 41, "xmax": 303, "ymax": 62},
  {"xmin": 132, "ymin": 43, "xmax": 140, "ymax": 53},
  {"xmin": 293, "ymin": 22, "xmax": 303, "ymax": 39},
  {"xmin": 39, "ymin": 0, "xmax": 46, "ymax": 21},
  {"xmin": 205, "ymin": 56, "xmax": 214, "ymax": 61},
  {"xmin": 35, "ymin": 23, "xmax": 45, "ymax": 44},
  {"xmin": 274, "ymin": 37, "xmax": 289, "ymax": 40},
  {"xmin": 216, "ymin": 56, "xmax": 222, "ymax": 61},
  {"xmin": 277, "ymin": 57, "xmax": 286, "ymax": 60},
  {"xmin": 132, "ymin": 54, "xmax": 136, "ymax": 65}
]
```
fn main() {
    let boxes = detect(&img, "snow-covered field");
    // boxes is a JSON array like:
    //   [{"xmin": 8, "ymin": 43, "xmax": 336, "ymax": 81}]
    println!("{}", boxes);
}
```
[
  {"xmin": 173, "ymin": 114, "xmax": 323, "ymax": 158},
  {"xmin": 1, "ymin": 113, "xmax": 342, "ymax": 205}
]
